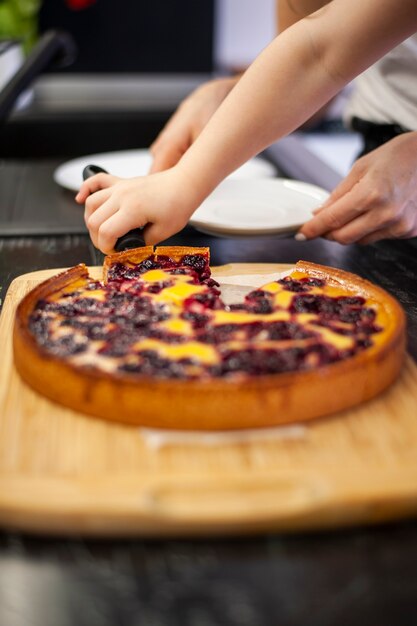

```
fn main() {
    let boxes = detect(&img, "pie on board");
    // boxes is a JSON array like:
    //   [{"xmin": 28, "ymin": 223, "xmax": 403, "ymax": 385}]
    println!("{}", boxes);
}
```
[{"xmin": 13, "ymin": 246, "xmax": 406, "ymax": 430}]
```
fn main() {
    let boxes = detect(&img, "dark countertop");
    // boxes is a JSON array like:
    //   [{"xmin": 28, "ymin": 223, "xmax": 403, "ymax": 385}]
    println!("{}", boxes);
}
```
[{"xmin": 1, "ymin": 162, "xmax": 417, "ymax": 626}]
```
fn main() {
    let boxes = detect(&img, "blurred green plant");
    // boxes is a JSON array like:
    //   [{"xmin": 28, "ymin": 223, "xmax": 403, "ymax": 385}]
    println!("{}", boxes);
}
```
[{"xmin": 0, "ymin": 0, "xmax": 41, "ymax": 53}]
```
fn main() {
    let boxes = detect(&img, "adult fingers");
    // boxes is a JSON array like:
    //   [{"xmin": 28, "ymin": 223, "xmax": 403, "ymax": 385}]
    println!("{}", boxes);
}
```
[
  {"xmin": 355, "ymin": 229, "xmax": 393, "ymax": 245},
  {"xmin": 326, "ymin": 200, "xmax": 417, "ymax": 244},
  {"xmin": 310, "ymin": 162, "xmax": 366, "ymax": 219},
  {"xmin": 299, "ymin": 186, "xmax": 367, "ymax": 240},
  {"xmin": 356, "ymin": 220, "xmax": 417, "ymax": 245},
  {"xmin": 322, "ymin": 209, "xmax": 395, "ymax": 245},
  {"xmin": 322, "ymin": 159, "xmax": 365, "ymax": 206},
  {"xmin": 75, "ymin": 173, "xmax": 118, "ymax": 203}
]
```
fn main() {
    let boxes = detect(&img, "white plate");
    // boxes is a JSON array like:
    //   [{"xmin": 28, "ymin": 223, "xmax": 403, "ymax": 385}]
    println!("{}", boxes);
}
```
[
  {"xmin": 189, "ymin": 178, "xmax": 329, "ymax": 237},
  {"xmin": 53, "ymin": 149, "xmax": 277, "ymax": 192}
]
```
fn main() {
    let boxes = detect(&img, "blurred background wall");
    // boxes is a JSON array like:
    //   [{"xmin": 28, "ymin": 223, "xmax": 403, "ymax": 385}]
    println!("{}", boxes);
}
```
[
  {"xmin": 37, "ymin": 0, "xmax": 276, "ymax": 73},
  {"xmin": 38, "ymin": 0, "xmax": 215, "ymax": 72},
  {"xmin": 215, "ymin": 0, "xmax": 275, "ymax": 71}
]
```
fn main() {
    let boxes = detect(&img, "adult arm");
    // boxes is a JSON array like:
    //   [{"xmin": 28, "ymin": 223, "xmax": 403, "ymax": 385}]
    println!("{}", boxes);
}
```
[{"xmin": 298, "ymin": 131, "xmax": 417, "ymax": 244}]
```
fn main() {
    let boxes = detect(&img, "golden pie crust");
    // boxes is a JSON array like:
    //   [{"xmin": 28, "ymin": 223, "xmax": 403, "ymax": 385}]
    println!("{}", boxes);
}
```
[{"xmin": 13, "ymin": 247, "xmax": 406, "ymax": 430}]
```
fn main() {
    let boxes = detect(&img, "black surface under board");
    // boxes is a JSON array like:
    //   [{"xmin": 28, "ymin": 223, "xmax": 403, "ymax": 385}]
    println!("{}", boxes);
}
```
[
  {"xmin": 0, "ymin": 160, "xmax": 86, "ymax": 236},
  {"xmin": 1, "ymin": 231, "xmax": 417, "ymax": 626}
]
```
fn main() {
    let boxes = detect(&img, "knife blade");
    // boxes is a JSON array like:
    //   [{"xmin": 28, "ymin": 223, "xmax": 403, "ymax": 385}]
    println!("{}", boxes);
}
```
[{"xmin": 82, "ymin": 164, "xmax": 146, "ymax": 251}]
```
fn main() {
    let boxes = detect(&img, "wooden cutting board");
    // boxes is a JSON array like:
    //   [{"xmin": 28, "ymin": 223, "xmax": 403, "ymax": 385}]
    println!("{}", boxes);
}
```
[{"xmin": 1, "ymin": 264, "xmax": 417, "ymax": 537}]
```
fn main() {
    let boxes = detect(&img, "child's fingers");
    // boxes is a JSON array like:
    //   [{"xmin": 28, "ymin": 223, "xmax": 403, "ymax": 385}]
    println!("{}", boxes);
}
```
[
  {"xmin": 84, "ymin": 188, "xmax": 112, "ymax": 222},
  {"xmin": 143, "ymin": 222, "xmax": 171, "ymax": 246},
  {"xmin": 75, "ymin": 173, "xmax": 118, "ymax": 203},
  {"xmin": 86, "ymin": 200, "xmax": 119, "ymax": 248},
  {"xmin": 97, "ymin": 210, "xmax": 146, "ymax": 254},
  {"xmin": 85, "ymin": 197, "xmax": 118, "ymax": 249}
]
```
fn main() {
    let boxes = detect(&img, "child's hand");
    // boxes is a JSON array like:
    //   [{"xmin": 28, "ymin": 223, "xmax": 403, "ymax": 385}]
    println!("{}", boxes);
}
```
[
  {"xmin": 149, "ymin": 77, "xmax": 238, "ymax": 174},
  {"xmin": 297, "ymin": 132, "xmax": 417, "ymax": 245},
  {"xmin": 75, "ymin": 168, "xmax": 197, "ymax": 253}
]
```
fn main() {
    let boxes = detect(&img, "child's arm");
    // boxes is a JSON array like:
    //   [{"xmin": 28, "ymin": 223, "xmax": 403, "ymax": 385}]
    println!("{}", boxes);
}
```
[
  {"xmin": 77, "ymin": 0, "xmax": 417, "ymax": 252},
  {"xmin": 149, "ymin": 0, "xmax": 320, "ymax": 175}
]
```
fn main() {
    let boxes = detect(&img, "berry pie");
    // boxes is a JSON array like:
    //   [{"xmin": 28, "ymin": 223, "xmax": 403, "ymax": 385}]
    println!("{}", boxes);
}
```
[{"xmin": 13, "ymin": 246, "xmax": 406, "ymax": 430}]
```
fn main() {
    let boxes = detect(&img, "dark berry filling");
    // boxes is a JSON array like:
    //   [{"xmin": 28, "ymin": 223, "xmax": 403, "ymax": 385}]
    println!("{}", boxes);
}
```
[
  {"xmin": 247, "ymin": 298, "xmax": 274, "ymax": 315},
  {"xmin": 278, "ymin": 277, "xmax": 325, "ymax": 292},
  {"xmin": 42, "ymin": 334, "xmax": 87, "ymax": 357},
  {"xmin": 245, "ymin": 290, "xmax": 274, "ymax": 314},
  {"xmin": 181, "ymin": 311, "xmax": 210, "ymax": 329},
  {"xmin": 118, "ymin": 350, "xmax": 198, "ymax": 379},
  {"xmin": 266, "ymin": 321, "xmax": 316, "ymax": 341},
  {"xmin": 181, "ymin": 254, "xmax": 210, "ymax": 279},
  {"xmin": 29, "ymin": 257, "xmax": 382, "ymax": 379},
  {"xmin": 28, "ymin": 312, "xmax": 52, "ymax": 344},
  {"xmin": 217, "ymin": 343, "xmax": 338, "ymax": 377},
  {"xmin": 146, "ymin": 281, "xmax": 172, "ymax": 294},
  {"xmin": 184, "ymin": 291, "xmax": 223, "ymax": 311},
  {"xmin": 198, "ymin": 324, "xmax": 240, "ymax": 344},
  {"xmin": 107, "ymin": 262, "xmax": 141, "ymax": 282},
  {"xmin": 292, "ymin": 294, "xmax": 338, "ymax": 315},
  {"xmin": 245, "ymin": 289, "xmax": 270, "ymax": 300},
  {"xmin": 60, "ymin": 318, "xmax": 112, "ymax": 341}
]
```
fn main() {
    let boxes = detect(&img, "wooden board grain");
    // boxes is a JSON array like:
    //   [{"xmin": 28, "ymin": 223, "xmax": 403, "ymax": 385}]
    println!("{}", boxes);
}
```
[{"xmin": 1, "ymin": 264, "xmax": 417, "ymax": 537}]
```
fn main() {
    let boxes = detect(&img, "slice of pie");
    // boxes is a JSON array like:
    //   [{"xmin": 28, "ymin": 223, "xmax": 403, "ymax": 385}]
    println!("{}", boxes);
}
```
[{"xmin": 13, "ymin": 246, "xmax": 406, "ymax": 430}]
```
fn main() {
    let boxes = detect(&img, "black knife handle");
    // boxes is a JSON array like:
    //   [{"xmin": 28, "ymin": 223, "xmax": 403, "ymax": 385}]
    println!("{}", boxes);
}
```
[
  {"xmin": 82, "ymin": 164, "xmax": 107, "ymax": 179},
  {"xmin": 82, "ymin": 164, "xmax": 146, "ymax": 251}
]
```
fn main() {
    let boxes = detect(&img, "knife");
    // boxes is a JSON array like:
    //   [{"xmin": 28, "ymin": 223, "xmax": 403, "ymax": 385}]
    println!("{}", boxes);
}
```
[{"xmin": 82, "ymin": 164, "xmax": 146, "ymax": 251}]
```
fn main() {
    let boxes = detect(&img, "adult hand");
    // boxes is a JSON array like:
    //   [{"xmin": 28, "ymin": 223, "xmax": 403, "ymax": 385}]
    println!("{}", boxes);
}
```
[
  {"xmin": 76, "ymin": 168, "xmax": 198, "ymax": 253},
  {"xmin": 297, "ymin": 131, "xmax": 417, "ymax": 245},
  {"xmin": 149, "ymin": 76, "xmax": 238, "ymax": 174}
]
